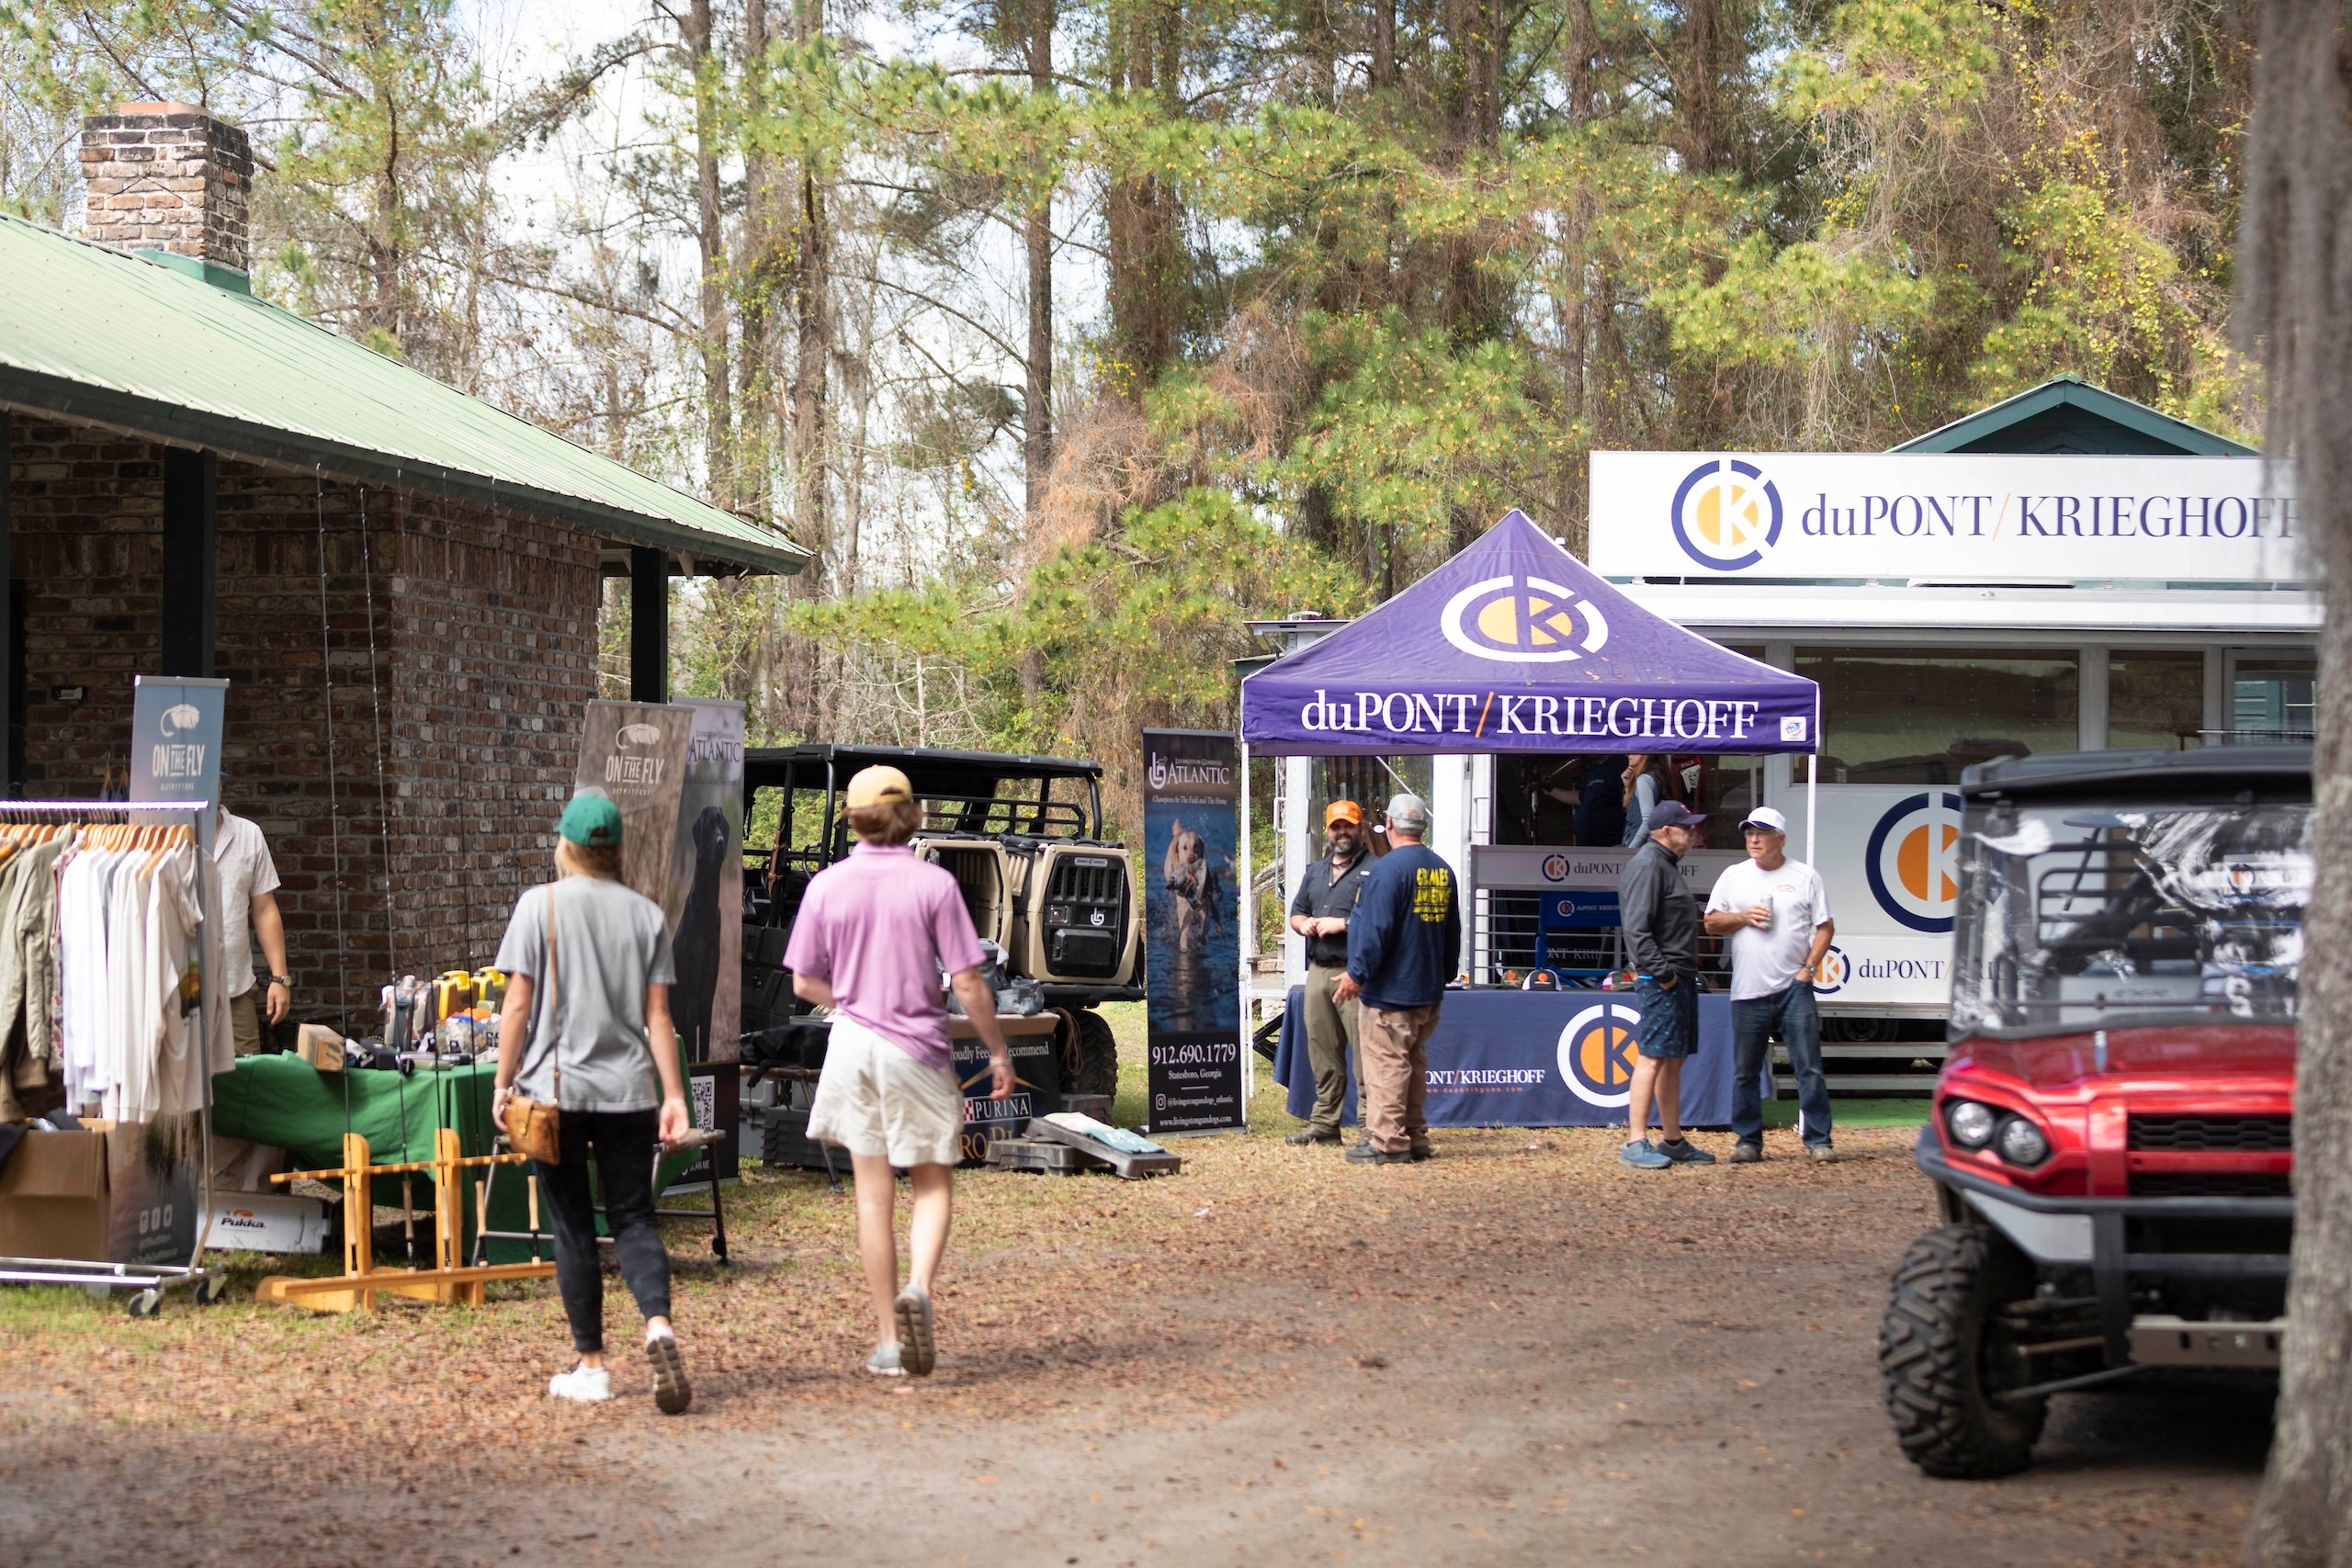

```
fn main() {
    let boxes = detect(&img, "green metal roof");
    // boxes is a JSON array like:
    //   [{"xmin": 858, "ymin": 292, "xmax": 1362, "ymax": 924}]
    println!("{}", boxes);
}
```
[
  {"xmin": 0, "ymin": 215, "xmax": 808, "ymax": 574},
  {"xmin": 1892, "ymin": 375, "xmax": 2256, "ymax": 457}
]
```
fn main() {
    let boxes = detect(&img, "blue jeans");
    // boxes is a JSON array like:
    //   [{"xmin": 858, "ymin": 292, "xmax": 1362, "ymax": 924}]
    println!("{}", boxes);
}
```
[{"xmin": 1732, "ymin": 985, "xmax": 1831, "ymax": 1147}]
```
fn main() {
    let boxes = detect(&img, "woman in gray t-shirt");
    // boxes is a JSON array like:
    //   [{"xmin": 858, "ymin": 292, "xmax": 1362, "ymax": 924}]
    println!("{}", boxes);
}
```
[{"xmin": 492, "ymin": 793, "xmax": 693, "ymax": 1415}]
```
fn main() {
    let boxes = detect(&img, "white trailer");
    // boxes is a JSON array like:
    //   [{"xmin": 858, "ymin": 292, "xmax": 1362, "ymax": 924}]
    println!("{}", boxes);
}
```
[{"xmin": 1245, "ymin": 382, "xmax": 2314, "ymax": 1083}]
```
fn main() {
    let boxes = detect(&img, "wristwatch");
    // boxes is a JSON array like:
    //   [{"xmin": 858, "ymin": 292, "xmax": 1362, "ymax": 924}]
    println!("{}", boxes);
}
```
[{"xmin": 266, "ymin": 975, "xmax": 291, "ymax": 989}]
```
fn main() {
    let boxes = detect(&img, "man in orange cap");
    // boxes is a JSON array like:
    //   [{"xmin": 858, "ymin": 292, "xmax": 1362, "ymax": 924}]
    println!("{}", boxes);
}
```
[{"xmin": 1285, "ymin": 799, "xmax": 1372, "ymax": 1145}]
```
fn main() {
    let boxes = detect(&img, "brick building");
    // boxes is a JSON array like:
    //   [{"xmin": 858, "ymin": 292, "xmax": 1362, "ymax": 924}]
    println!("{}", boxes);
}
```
[{"xmin": 1, "ymin": 103, "xmax": 807, "ymax": 1028}]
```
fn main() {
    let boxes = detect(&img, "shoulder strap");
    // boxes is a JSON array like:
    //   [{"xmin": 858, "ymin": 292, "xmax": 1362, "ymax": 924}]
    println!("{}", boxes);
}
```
[{"xmin": 531, "ymin": 884, "xmax": 562, "ymax": 1109}]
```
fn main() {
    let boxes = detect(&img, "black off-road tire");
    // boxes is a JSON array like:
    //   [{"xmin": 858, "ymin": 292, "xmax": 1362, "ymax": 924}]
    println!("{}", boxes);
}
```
[
  {"xmin": 1880, "ymin": 1222, "xmax": 2048, "ymax": 1479},
  {"xmin": 1068, "ymin": 1008, "xmax": 1119, "ymax": 1098}
]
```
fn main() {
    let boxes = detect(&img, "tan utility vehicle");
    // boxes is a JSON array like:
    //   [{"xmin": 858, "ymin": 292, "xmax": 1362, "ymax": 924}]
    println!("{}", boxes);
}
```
[{"xmin": 740, "ymin": 745, "xmax": 1141, "ymax": 1102}]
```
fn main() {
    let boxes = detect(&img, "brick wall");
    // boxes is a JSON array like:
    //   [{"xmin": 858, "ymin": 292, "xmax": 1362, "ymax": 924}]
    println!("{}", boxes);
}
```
[{"xmin": 6, "ymin": 412, "xmax": 603, "ymax": 1030}]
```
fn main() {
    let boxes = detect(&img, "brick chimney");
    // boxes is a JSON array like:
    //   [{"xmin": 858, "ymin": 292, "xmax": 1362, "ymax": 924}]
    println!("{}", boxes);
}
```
[{"xmin": 78, "ymin": 102, "xmax": 254, "ymax": 275}]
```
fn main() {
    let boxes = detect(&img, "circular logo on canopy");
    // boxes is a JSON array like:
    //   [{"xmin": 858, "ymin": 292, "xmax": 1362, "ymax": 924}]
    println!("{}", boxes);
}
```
[
  {"xmin": 1558, "ymin": 1000, "xmax": 1643, "ymax": 1108},
  {"xmin": 1440, "ymin": 574, "xmax": 1610, "ymax": 664},
  {"xmin": 1812, "ymin": 945, "xmax": 1849, "ymax": 996},
  {"xmin": 1670, "ymin": 459, "xmax": 1782, "ymax": 571},
  {"xmin": 1865, "ymin": 792, "xmax": 1965, "ymax": 933}
]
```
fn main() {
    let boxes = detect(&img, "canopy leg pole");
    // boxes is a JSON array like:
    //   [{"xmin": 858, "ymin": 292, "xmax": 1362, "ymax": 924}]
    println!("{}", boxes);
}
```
[
  {"xmin": 1805, "ymin": 762, "xmax": 1818, "ymax": 865},
  {"xmin": 1238, "ymin": 739, "xmax": 1252, "ymax": 1111}
]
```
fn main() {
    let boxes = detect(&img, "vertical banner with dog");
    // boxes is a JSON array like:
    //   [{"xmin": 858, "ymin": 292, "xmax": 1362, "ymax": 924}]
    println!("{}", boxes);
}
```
[
  {"xmin": 1142, "ymin": 729, "xmax": 1245, "ymax": 1135},
  {"xmin": 666, "ymin": 701, "xmax": 743, "ymax": 1184}
]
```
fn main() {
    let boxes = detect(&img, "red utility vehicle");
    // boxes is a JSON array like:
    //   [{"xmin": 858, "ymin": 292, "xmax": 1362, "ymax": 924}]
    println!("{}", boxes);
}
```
[{"xmin": 1880, "ymin": 747, "xmax": 2305, "ymax": 1478}]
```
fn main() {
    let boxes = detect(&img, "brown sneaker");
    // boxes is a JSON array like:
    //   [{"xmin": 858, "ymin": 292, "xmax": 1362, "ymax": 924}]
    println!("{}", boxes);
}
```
[
  {"xmin": 1807, "ymin": 1144, "xmax": 1839, "ymax": 1164},
  {"xmin": 1285, "ymin": 1126, "xmax": 1340, "ymax": 1145}
]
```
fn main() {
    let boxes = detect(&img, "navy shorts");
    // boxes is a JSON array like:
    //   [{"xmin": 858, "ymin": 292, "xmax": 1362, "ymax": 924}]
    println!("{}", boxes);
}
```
[{"xmin": 1634, "ymin": 975, "xmax": 1699, "ymax": 1059}]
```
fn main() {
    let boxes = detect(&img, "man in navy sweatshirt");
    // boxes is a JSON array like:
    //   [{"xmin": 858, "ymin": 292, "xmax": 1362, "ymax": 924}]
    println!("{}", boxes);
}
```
[{"xmin": 1334, "ymin": 793, "xmax": 1462, "ymax": 1165}]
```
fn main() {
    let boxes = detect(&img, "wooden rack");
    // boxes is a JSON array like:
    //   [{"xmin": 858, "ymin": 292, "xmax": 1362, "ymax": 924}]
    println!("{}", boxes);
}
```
[{"xmin": 256, "ymin": 1129, "xmax": 554, "ymax": 1313}]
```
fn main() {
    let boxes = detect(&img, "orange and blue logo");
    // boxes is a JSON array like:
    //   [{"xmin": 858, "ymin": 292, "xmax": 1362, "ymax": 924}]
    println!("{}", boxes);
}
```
[
  {"xmin": 1811, "ymin": 945, "xmax": 1849, "ymax": 996},
  {"xmin": 1440, "ymin": 574, "xmax": 1609, "ymax": 664},
  {"xmin": 1670, "ymin": 458, "xmax": 1782, "ymax": 571},
  {"xmin": 1865, "ymin": 792, "xmax": 1964, "ymax": 933},
  {"xmin": 1558, "ymin": 1000, "xmax": 1643, "ymax": 1109}
]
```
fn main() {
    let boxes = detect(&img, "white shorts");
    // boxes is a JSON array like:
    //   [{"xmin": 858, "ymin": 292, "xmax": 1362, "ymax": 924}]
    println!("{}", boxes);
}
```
[{"xmin": 806, "ymin": 1015, "xmax": 964, "ymax": 1168}]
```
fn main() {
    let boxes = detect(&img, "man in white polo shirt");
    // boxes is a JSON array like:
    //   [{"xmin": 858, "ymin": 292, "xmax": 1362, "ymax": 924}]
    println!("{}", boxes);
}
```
[{"xmin": 1702, "ymin": 807, "xmax": 1837, "ymax": 1163}]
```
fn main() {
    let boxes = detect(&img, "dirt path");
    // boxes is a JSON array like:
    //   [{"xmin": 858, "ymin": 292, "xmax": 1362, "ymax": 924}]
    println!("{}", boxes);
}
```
[{"xmin": 0, "ymin": 1123, "xmax": 2266, "ymax": 1567}]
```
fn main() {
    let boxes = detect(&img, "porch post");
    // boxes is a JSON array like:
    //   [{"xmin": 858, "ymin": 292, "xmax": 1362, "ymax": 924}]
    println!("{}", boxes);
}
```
[
  {"xmin": 160, "ymin": 446, "xmax": 217, "ymax": 678},
  {"xmin": 629, "ymin": 546, "xmax": 669, "ymax": 704}
]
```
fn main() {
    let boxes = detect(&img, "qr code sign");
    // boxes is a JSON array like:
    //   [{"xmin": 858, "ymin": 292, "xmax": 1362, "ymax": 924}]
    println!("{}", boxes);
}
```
[{"xmin": 691, "ymin": 1074, "xmax": 716, "ymax": 1131}]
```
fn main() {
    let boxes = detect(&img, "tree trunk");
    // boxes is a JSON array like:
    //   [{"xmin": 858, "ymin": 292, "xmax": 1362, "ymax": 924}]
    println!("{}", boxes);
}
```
[
  {"xmin": 685, "ymin": 0, "xmax": 734, "ymax": 506},
  {"xmin": 371, "ymin": 91, "xmax": 402, "ymax": 349},
  {"xmin": 786, "ymin": 0, "xmax": 832, "ymax": 571},
  {"xmin": 1558, "ymin": 0, "xmax": 1596, "ymax": 547},
  {"xmin": 738, "ymin": 0, "xmax": 778, "ymax": 524},
  {"xmin": 1023, "ymin": 0, "xmax": 1056, "ymax": 524},
  {"xmin": 2236, "ymin": 6, "xmax": 2352, "ymax": 1562},
  {"xmin": 1374, "ymin": 0, "xmax": 1395, "ymax": 92}
]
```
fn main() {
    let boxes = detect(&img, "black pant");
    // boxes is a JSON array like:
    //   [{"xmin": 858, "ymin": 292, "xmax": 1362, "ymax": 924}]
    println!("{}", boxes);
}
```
[{"xmin": 534, "ymin": 1108, "xmax": 673, "ymax": 1354}]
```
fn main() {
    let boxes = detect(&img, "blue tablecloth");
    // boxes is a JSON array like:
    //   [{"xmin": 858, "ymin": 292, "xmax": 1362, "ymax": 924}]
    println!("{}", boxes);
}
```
[{"xmin": 1270, "ymin": 984, "xmax": 1754, "ymax": 1128}]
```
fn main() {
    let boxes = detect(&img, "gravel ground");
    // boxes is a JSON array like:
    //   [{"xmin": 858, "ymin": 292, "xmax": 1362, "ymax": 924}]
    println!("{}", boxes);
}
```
[{"xmin": 0, "ymin": 1055, "xmax": 2267, "ymax": 1567}]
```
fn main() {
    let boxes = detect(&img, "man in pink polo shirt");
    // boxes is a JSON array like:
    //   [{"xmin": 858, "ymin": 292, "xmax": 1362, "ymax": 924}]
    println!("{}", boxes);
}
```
[{"xmin": 787, "ymin": 765, "xmax": 1014, "ymax": 1377}]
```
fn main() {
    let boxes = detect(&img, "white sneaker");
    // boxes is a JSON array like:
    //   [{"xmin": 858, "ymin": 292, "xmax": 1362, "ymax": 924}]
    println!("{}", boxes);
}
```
[
  {"xmin": 865, "ymin": 1341, "xmax": 905, "ymax": 1377},
  {"xmin": 547, "ymin": 1363, "xmax": 613, "ymax": 1404}
]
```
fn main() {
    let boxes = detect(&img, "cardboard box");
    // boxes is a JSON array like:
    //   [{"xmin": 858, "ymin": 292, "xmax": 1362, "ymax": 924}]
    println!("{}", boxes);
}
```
[
  {"xmin": 209, "ymin": 1135, "xmax": 288, "ymax": 1195},
  {"xmin": 0, "ymin": 1128, "xmax": 109, "ymax": 1260},
  {"xmin": 297, "ymin": 1024, "xmax": 345, "ymax": 1072},
  {"xmin": 203, "ymin": 1191, "xmax": 328, "ymax": 1255}
]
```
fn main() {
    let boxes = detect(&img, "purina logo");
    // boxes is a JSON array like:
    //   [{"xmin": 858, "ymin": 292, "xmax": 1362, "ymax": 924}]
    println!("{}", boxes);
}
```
[
  {"xmin": 1440, "ymin": 574, "xmax": 1609, "ymax": 664},
  {"xmin": 1557, "ymin": 1000, "xmax": 1643, "ymax": 1109},
  {"xmin": 1865, "ymin": 792, "xmax": 1964, "ymax": 933},
  {"xmin": 1671, "ymin": 458, "xmax": 1783, "ymax": 570}
]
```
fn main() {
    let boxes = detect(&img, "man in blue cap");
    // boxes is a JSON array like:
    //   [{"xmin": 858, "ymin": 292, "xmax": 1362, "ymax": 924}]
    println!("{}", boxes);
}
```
[{"xmin": 1616, "ymin": 799, "xmax": 1718, "ymax": 1169}]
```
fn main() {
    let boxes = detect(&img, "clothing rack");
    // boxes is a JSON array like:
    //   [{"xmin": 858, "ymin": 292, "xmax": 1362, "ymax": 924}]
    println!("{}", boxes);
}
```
[{"xmin": 0, "ymin": 800, "xmax": 226, "ymax": 1316}]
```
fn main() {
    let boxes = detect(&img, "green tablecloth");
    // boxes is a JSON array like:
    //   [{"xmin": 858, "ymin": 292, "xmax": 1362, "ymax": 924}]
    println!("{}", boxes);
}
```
[{"xmin": 212, "ymin": 1056, "xmax": 696, "ymax": 1260}]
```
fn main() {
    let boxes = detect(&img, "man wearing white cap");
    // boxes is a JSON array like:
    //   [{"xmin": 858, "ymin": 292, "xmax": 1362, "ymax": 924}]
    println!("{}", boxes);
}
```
[{"xmin": 1702, "ymin": 806, "xmax": 1837, "ymax": 1162}]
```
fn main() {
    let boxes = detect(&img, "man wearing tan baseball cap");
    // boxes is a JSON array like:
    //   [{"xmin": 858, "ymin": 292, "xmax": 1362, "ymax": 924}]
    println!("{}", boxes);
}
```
[
  {"xmin": 786, "ymin": 763, "xmax": 1014, "ymax": 1377},
  {"xmin": 1285, "ymin": 799, "xmax": 1372, "ymax": 1145}
]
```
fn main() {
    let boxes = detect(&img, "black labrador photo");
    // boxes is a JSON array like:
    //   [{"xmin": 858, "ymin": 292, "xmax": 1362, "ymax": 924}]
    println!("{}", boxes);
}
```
[{"xmin": 671, "ymin": 805, "xmax": 730, "ymax": 1060}]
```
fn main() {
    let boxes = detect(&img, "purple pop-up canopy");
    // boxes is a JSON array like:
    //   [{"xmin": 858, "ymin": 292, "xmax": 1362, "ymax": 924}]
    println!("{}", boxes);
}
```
[{"xmin": 1240, "ymin": 510, "xmax": 1819, "ymax": 756}]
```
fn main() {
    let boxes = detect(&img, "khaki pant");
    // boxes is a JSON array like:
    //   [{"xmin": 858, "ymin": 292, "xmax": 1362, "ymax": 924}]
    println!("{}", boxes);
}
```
[
  {"xmin": 1302, "ymin": 962, "xmax": 1362, "ymax": 1134},
  {"xmin": 1359, "ymin": 1002, "xmax": 1440, "ymax": 1155},
  {"xmin": 230, "ymin": 989, "xmax": 263, "ymax": 1056}
]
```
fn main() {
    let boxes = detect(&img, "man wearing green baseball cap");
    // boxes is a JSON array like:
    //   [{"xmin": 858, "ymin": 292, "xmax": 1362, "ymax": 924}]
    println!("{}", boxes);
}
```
[{"xmin": 492, "ymin": 788, "xmax": 695, "ymax": 1414}]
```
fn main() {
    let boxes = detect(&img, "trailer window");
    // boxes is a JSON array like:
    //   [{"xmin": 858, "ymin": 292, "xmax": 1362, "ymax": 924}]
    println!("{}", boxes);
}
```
[
  {"xmin": 1796, "ymin": 648, "xmax": 2078, "ymax": 784},
  {"xmin": 2230, "ymin": 658, "xmax": 2315, "ymax": 744},
  {"xmin": 2109, "ymin": 652, "xmax": 2205, "ymax": 751}
]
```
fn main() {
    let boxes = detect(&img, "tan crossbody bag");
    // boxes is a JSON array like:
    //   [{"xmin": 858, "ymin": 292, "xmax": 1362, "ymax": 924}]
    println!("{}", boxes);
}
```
[{"xmin": 503, "ymin": 886, "xmax": 563, "ymax": 1163}]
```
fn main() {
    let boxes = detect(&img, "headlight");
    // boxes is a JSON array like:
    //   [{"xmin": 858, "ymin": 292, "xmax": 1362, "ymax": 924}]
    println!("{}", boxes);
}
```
[
  {"xmin": 1946, "ymin": 1100, "xmax": 1998, "ymax": 1148},
  {"xmin": 1996, "ymin": 1116, "xmax": 2051, "ymax": 1167}
]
